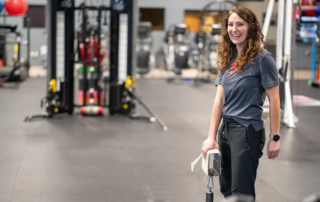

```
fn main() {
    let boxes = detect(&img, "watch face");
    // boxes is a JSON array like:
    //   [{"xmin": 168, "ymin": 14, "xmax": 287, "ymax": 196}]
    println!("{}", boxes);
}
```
[{"xmin": 273, "ymin": 135, "xmax": 280, "ymax": 141}]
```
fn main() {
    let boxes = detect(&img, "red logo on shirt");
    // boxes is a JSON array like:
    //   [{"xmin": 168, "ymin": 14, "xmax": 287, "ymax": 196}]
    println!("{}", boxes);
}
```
[{"xmin": 227, "ymin": 62, "xmax": 238, "ymax": 74}]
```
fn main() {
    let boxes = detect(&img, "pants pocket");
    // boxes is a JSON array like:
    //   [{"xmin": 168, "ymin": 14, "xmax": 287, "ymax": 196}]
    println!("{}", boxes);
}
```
[
  {"xmin": 228, "ymin": 126, "xmax": 249, "ymax": 157},
  {"xmin": 247, "ymin": 125, "xmax": 265, "ymax": 159},
  {"xmin": 229, "ymin": 124, "xmax": 249, "ymax": 150}
]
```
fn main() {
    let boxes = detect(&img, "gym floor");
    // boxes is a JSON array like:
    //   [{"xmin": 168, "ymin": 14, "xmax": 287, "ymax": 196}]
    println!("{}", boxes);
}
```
[{"xmin": 0, "ymin": 77, "xmax": 320, "ymax": 202}]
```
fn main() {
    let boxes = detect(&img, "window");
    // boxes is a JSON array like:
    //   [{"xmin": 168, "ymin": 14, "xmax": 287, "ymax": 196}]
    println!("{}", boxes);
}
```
[
  {"xmin": 24, "ymin": 5, "xmax": 45, "ymax": 28},
  {"xmin": 139, "ymin": 8, "xmax": 164, "ymax": 31},
  {"xmin": 184, "ymin": 10, "xmax": 225, "ymax": 33},
  {"xmin": 184, "ymin": 11, "xmax": 200, "ymax": 32}
]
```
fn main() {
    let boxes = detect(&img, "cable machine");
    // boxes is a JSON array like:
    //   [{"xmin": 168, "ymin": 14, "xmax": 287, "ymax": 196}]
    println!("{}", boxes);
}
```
[
  {"xmin": 263, "ymin": 0, "xmax": 298, "ymax": 128},
  {"xmin": 0, "ymin": 13, "xmax": 30, "ymax": 85},
  {"xmin": 25, "ymin": 0, "xmax": 167, "ymax": 131}
]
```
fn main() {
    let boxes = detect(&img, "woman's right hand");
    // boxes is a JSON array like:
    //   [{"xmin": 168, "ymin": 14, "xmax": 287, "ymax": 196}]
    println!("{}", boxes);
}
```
[{"xmin": 202, "ymin": 136, "xmax": 220, "ymax": 156}]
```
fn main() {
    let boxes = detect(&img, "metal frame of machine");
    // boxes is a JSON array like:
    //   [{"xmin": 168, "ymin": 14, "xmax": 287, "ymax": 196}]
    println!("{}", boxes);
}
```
[
  {"xmin": 163, "ymin": 23, "xmax": 190, "ymax": 75},
  {"xmin": 263, "ymin": 0, "xmax": 298, "ymax": 128},
  {"xmin": 0, "ymin": 13, "xmax": 30, "ymax": 83},
  {"xmin": 136, "ymin": 21, "xmax": 154, "ymax": 75},
  {"xmin": 25, "ymin": 0, "xmax": 167, "ymax": 130},
  {"xmin": 196, "ymin": 1, "xmax": 237, "ymax": 82}
]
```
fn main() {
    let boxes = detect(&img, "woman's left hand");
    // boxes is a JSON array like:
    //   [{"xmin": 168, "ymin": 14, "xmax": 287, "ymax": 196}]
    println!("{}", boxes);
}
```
[{"xmin": 267, "ymin": 139, "xmax": 280, "ymax": 159}]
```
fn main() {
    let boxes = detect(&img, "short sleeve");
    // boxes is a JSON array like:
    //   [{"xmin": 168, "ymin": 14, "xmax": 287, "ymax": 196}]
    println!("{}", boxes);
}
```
[
  {"xmin": 258, "ymin": 53, "xmax": 279, "ymax": 88},
  {"xmin": 215, "ymin": 70, "xmax": 223, "ymax": 86}
]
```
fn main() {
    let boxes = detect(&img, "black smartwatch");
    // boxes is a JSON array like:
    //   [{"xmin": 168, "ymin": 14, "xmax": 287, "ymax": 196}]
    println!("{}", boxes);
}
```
[{"xmin": 269, "ymin": 134, "xmax": 280, "ymax": 142}]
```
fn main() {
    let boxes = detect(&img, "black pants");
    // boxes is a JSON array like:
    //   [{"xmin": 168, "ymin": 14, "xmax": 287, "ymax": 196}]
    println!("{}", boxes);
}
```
[{"xmin": 218, "ymin": 116, "xmax": 265, "ymax": 200}]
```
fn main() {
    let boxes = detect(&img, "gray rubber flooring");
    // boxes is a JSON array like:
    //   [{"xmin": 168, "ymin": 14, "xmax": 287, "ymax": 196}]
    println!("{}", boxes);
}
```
[{"xmin": 0, "ymin": 78, "xmax": 320, "ymax": 202}]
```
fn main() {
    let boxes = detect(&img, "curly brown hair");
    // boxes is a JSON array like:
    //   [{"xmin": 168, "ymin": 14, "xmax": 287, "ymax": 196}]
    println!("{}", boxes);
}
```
[{"xmin": 216, "ymin": 6, "xmax": 265, "ymax": 72}]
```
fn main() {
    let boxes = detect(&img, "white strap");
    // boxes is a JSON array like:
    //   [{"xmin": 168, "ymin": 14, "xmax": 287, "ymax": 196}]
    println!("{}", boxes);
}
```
[
  {"xmin": 191, "ymin": 153, "xmax": 203, "ymax": 172},
  {"xmin": 191, "ymin": 149, "xmax": 220, "ymax": 176}
]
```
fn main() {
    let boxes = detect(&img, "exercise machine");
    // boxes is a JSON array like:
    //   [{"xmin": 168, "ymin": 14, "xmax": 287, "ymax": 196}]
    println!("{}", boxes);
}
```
[
  {"xmin": 76, "ymin": 16, "xmax": 107, "ymax": 115},
  {"xmin": 163, "ymin": 24, "xmax": 190, "ymax": 75},
  {"xmin": 25, "ymin": 0, "xmax": 167, "ymax": 131},
  {"xmin": 298, "ymin": 6, "xmax": 320, "ymax": 87},
  {"xmin": 263, "ymin": 0, "xmax": 298, "ymax": 127},
  {"xmin": 0, "ymin": 14, "xmax": 30, "ymax": 84},
  {"xmin": 206, "ymin": 24, "xmax": 221, "ymax": 74},
  {"xmin": 194, "ymin": 0, "xmax": 236, "ymax": 84},
  {"xmin": 309, "ymin": 33, "xmax": 320, "ymax": 87},
  {"xmin": 295, "ymin": 4, "xmax": 320, "ymax": 88},
  {"xmin": 136, "ymin": 21, "xmax": 154, "ymax": 75}
]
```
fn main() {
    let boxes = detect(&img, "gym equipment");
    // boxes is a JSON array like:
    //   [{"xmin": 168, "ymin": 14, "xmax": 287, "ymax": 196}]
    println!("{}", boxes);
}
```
[
  {"xmin": 191, "ymin": 149, "xmax": 221, "ymax": 202},
  {"xmin": 136, "ymin": 21, "xmax": 153, "ymax": 74},
  {"xmin": 194, "ymin": 1, "xmax": 236, "ymax": 84},
  {"xmin": 300, "ymin": 0, "xmax": 317, "ymax": 16},
  {"xmin": 263, "ymin": 0, "xmax": 297, "ymax": 127},
  {"xmin": 298, "ymin": 16, "xmax": 318, "ymax": 43},
  {"xmin": 297, "ymin": 7, "xmax": 320, "ymax": 88},
  {"xmin": 163, "ymin": 24, "xmax": 190, "ymax": 75},
  {"xmin": 207, "ymin": 24, "xmax": 221, "ymax": 74},
  {"xmin": 309, "ymin": 36, "xmax": 320, "ymax": 87},
  {"xmin": 25, "ymin": 0, "xmax": 167, "ymax": 131},
  {"xmin": 76, "ymin": 13, "xmax": 106, "ymax": 116},
  {"xmin": 78, "ymin": 25, "xmax": 106, "ymax": 63},
  {"xmin": 23, "ymin": 0, "xmax": 107, "ymax": 119},
  {"xmin": 4, "ymin": 0, "xmax": 28, "ymax": 16},
  {"xmin": 0, "ymin": 14, "xmax": 30, "ymax": 84},
  {"xmin": 303, "ymin": 15, "xmax": 320, "ymax": 87},
  {"xmin": 80, "ymin": 104, "xmax": 103, "ymax": 115}
]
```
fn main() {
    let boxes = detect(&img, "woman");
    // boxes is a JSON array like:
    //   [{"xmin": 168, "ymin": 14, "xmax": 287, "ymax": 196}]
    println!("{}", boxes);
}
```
[{"xmin": 201, "ymin": 6, "xmax": 280, "ymax": 199}]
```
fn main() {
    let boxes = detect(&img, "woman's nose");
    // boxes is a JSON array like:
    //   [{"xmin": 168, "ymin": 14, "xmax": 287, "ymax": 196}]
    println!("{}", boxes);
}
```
[{"xmin": 232, "ymin": 25, "xmax": 237, "ymax": 32}]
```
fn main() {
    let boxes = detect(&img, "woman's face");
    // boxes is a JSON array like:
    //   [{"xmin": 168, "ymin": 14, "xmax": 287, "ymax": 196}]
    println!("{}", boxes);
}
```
[{"xmin": 227, "ymin": 13, "xmax": 249, "ymax": 53}]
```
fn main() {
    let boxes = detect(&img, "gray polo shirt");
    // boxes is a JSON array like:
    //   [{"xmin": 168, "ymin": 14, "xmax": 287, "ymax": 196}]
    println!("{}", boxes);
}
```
[{"xmin": 215, "ymin": 49, "xmax": 279, "ymax": 131}]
